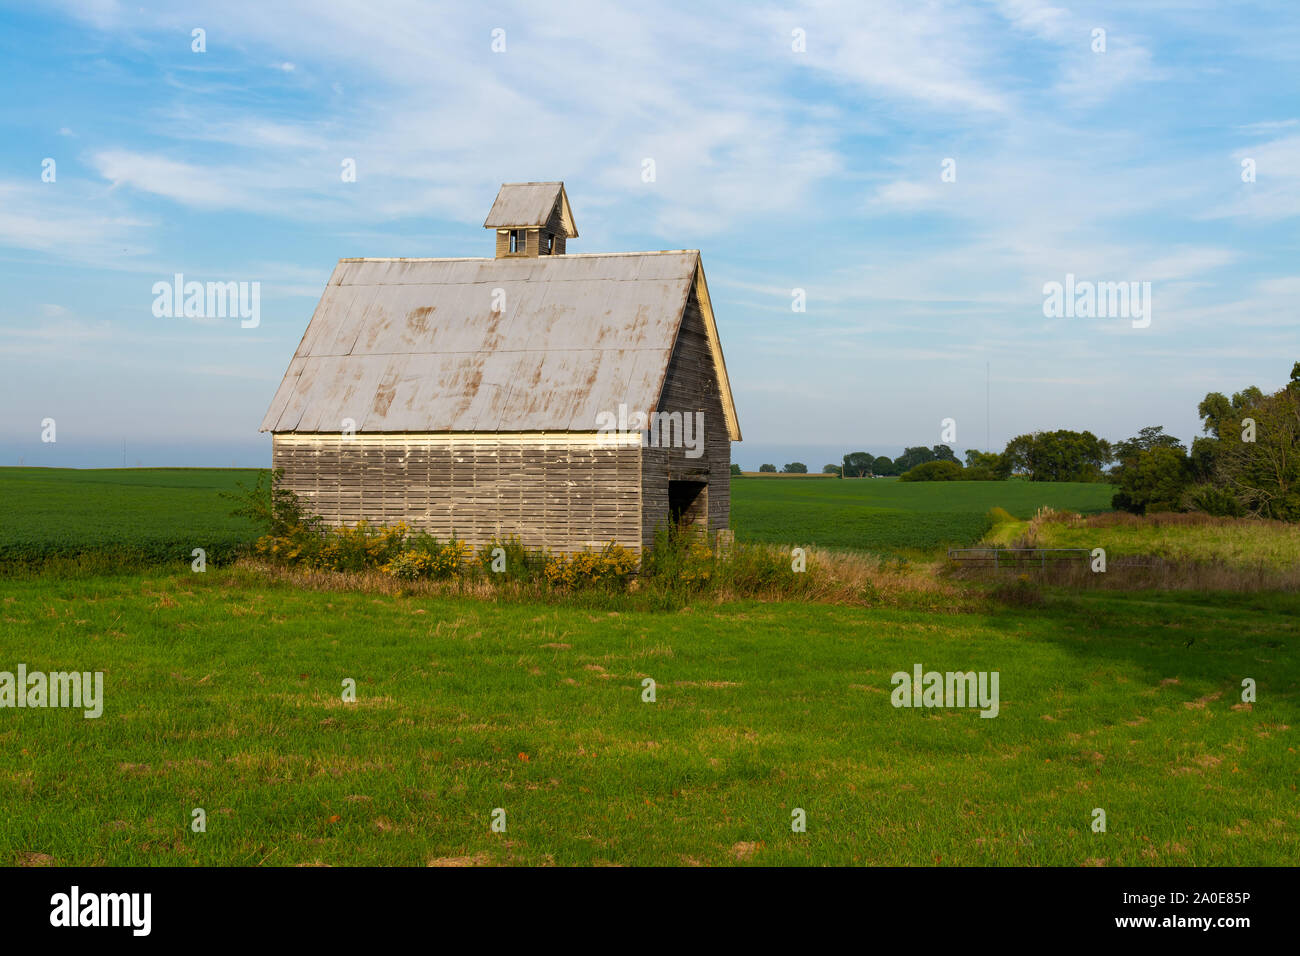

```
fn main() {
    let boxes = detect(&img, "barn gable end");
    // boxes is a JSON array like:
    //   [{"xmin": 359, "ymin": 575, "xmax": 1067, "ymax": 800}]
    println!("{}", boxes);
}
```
[{"xmin": 641, "ymin": 278, "xmax": 732, "ymax": 548}]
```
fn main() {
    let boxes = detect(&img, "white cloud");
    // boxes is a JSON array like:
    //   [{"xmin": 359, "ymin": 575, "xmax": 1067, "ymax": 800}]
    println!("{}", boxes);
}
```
[
  {"xmin": 870, "ymin": 180, "xmax": 944, "ymax": 207},
  {"xmin": 1207, "ymin": 134, "xmax": 1300, "ymax": 221},
  {"xmin": 0, "ymin": 180, "xmax": 152, "ymax": 262},
  {"xmin": 775, "ymin": 0, "xmax": 1011, "ymax": 113},
  {"xmin": 93, "ymin": 150, "xmax": 259, "ymax": 208}
]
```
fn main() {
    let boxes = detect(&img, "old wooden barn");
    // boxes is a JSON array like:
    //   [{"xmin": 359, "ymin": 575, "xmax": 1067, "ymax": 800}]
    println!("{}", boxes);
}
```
[{"xmin": 260, "ymin": 182, "xmax": 741, "ymax": 553}]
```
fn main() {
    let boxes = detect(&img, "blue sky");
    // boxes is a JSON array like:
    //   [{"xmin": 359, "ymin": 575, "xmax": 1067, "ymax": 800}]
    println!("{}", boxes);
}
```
[{"xmin": 1, "ymin": 0, "xmax": 1297, "ymax": 470}]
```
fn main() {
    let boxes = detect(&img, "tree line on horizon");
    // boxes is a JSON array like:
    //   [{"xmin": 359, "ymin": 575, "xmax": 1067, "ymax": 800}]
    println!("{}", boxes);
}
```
[{"xmin": 741, "ymin": 360, "xmax": 1300, "ymax": 522}]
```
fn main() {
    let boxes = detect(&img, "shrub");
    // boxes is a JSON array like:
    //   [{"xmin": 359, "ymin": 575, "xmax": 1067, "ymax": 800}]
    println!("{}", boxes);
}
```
[
  {"xmin": 899, "ymin": 460, "xmax": 965, "ymax": 482},
  {"xmin": 255, "ymin": 526, "xmax": 324, "ymax": 567},
  {"xmin": 398, "ymin": 533, "xmax": 473, "ymax": 579},
  {"xmin": 383, "ymin": 550, "xmax": 433, "ymax": 581},
  {"xmin": 1182, "ymin": 483, "xmax": 1247, "ymax": 518},
  {"xmin": 257, "ymin": 518, "xmax": 408, "ymax": 574},
  {"xmin": 990, "ymin": 573, "xmax": 1044, "ymax": 607},
  {"xmin": 642, "ymin": 524, "xmax": 809, "ymax": 598},
  {"xmin": 477, "ymin": 536, "xmax": 544, "ymax": 583},
  {"xmin": 543, "ymin": 543, "xmax": 638, "ymax": 590},
  {"xmin": 642, "ymin": 523, "xmax": 716, "ymax": 591},
  {"xmin": 226, "ymin": 468, "xmax": 320, "ymax": 538},
  {"xmin": 321, "ymin": 521, "xmax": 406, "ymax": 572}
]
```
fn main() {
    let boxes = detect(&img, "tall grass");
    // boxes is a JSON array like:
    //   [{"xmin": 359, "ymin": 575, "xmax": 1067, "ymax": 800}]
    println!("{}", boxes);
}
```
[
  {"xmin": 957, "ymin": 506, "xmax": 1300, "ymax": 591},
  {"xmin": 1028, "ymin": 508, "xmax": 1300, "ymax": 572}
]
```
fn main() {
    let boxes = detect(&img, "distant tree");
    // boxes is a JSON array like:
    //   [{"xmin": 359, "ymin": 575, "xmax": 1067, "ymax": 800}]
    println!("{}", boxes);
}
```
[
  {"xmin": 959, "ymin": 448, "xmax": 1000, "ymax": 480},
  {"xmin": 1193, "ymin": 385, "xmax": 1267, "ymax": 487},
  {"xmin": 872, "ymin": 455, "xmax": 896, "ymax": 476},
  {"xmin": 1188, "ymin": 437, "xmax": 1218, "ymax": 481},
  {"xmin": 964, "ymin": 449, "xmax": 1001, "ymax": 470},
  {"xmin": 1199, "ymin": 387, "xmax": 1265, "ymax": 439},
  {"xmin": 1113, "ymin": 425, "xmax": 1184, "ymax": 465},
  {"xmin": 842, "ymin": 452, "xmax": 873, "ymax": 478},
  {"xmin": 1121, "ymin": 363, "xmax": 1300, "ymax": 520},
  {"xmin": 729, "ymin": 463, "xmax": 742, "ymax": 477},
  {"xmin": 759, "ymin": 463, "xmax": 777, "ymax": 473},
  {"xmin": 1112, "ymin": 446, "xmax": 1192, "ymax": 514},
  {"xmin": 893, "ymin": 446, "xmax": 936, "ymax": 473},
  {"xmin": 1000, "ymin": 430, "xmax": 1111, "ymax": 482},
  {"xmin": 932, "ymin": 444, "xmax": 960, "ymax": 464},
  {"xmin": 1203, "ymin": 379, "xmax": 1300, "ymax": 520},
  {"xmin": 782, "ymin": 462, "xmax": 808, "ymax": 474},
  {"xmin": 822, "ymin": 464, "xmax": 842, "ymax": 476},
  {"xmin": 999, "ymin": 434, "xmax": 1034, "ymax": 478}
]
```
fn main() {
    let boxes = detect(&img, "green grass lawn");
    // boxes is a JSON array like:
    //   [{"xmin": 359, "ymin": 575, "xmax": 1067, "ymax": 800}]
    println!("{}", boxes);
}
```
[
  {"xmin": 1, "ymin": 570, "xmax": 1293, "ymax": 866},
  {"xmin": 0, "ymin": 467, "xmax": 261, "ymax": 566},
  {"xmin": 731, "ymin": 477, "xmax": 1114, "ymax": 554}
]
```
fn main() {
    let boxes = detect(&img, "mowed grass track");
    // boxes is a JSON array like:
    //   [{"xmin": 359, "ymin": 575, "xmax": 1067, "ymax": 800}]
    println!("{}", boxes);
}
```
[
  {"xmin": 0, "ymin": 468, "xmax": 261, "ymax": 566},
  {"xmin": 0, "ymin": 571, "xmax": 1294, "ymax": 866},
  {"xmin": 731, "ymin": 477, "xmax": 1114, "ymax": 553}
]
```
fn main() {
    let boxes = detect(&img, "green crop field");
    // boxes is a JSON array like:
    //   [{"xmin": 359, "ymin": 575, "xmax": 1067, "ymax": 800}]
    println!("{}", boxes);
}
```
[
  {"xmin": 0, "ymin": 468, "xmax": 261, "ymax": 567},
  {"xmin": 1, "ymin": 468, "xmax": 1117, "ymax": 566},
  {"xmin": 731, "ymin": 477, "xmax": 1114, "ymax": 554},
  {"xmin": 1, "ymin": 570, "xmax": 1294, "ymax": 866}
]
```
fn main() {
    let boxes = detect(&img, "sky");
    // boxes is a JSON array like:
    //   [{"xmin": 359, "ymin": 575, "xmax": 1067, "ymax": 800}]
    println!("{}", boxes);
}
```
[{"xmin": 0, "ymin": 0, "xmax": 1297, "ymax": 471}]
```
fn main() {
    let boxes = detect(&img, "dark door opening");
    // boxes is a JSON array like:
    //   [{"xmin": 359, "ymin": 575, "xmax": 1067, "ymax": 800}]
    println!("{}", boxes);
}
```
[{"xmin": 667, "ymin": 480, "xmax": 708, "ymax": 531}]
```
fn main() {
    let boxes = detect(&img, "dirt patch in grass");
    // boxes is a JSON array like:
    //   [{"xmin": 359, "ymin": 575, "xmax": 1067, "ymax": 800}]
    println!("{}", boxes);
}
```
[{"xmin": 428, "ymin": 852, "xmax": 493, "ymax": 867}]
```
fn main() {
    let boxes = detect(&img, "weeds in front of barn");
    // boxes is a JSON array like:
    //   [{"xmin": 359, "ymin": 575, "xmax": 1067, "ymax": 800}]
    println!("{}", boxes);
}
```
[
  {"xmin": 239, "ymin": 533, "xmax": 958, "ymax": 613},
  {"xmin": 215, "ymin": 469, "xmax": 955, "ymax": 609}
]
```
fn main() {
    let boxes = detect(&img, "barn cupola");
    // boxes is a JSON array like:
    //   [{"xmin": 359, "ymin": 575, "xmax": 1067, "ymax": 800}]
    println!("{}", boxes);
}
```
[{"xmin": 483, "ymin": 181, "xmax": 578, "ymax": 258}]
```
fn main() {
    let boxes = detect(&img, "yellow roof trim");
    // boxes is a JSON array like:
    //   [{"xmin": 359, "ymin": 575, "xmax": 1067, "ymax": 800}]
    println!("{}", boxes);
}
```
[{"xmin": 693, "ymin": 261, "xmax": 742, "ymax": 442}]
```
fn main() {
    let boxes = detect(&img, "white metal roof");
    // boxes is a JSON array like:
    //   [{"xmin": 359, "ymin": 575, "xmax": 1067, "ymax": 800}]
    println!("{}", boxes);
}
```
[{"xmin": 260, "ymin": 250, "xmax": 740, "ymax": 438}]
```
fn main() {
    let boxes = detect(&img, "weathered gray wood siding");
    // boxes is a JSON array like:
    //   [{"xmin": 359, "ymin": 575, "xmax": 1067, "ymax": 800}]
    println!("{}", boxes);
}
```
[
  {"xmin": 640, "ymin": 285, "xmax": 731, "ymax": 548},
  {"xmin": 493, "ymin": 226, "xmax": 566, "ymax": 257},
  {"xmin": 495, "ymin": 228, "xmax": 537, "ymax": 258},
  {"xmin": 544, "ymin": 204, "xmax": 568, "ymax": 255},
  {"xmin": 273, "ymin": 433, "xmax": 642, "ymax": 553}
]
